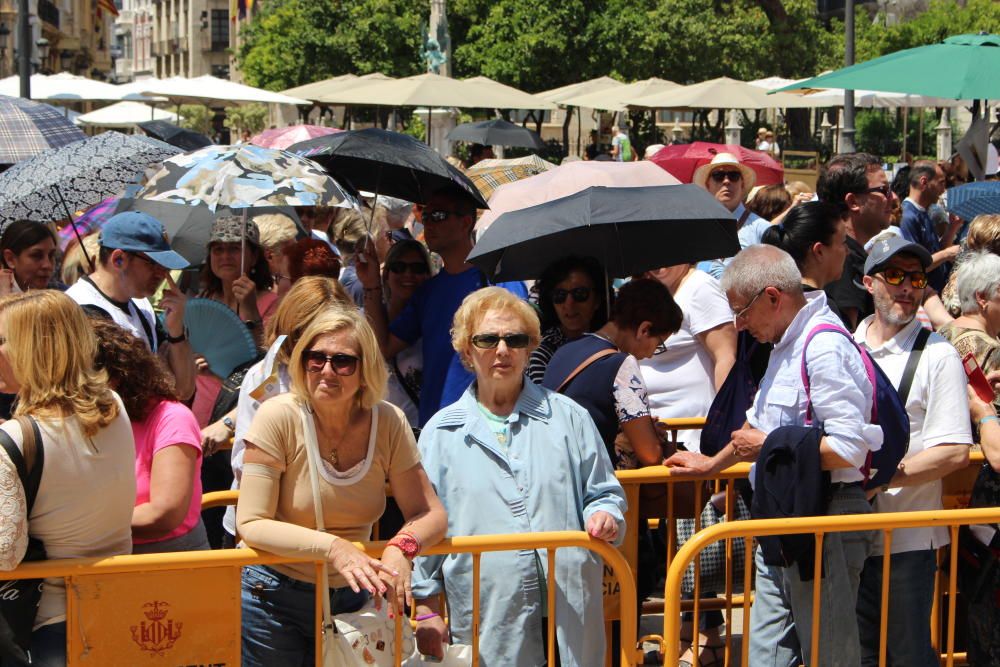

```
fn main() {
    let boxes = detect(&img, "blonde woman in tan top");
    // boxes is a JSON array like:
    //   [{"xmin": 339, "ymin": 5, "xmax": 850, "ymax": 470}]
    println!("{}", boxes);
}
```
[{"xmin": 236, "ymin": 306, "xmax": 446, "ymax": 667}]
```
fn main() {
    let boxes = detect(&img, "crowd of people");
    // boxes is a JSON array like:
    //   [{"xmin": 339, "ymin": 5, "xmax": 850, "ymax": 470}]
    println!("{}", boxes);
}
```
[{"xmin": 0, "ymin": 139, "xmax": 997, "ymax": 667}]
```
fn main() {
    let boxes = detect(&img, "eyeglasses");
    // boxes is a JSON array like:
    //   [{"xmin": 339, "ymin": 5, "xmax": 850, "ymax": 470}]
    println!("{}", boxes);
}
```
[
  {"xmin": 551, "ymin": 286, "xmax": 593, "ymax": 304},
  {"xmin": 303, "ymin": 351, "xmax": 360, "ymax": 376},
  {"xmin": 129, "ymin": 252, "xmax": 159, "ymax": 267},
  {"xmin": 423, "ymin": 209, "xmax": 469, "ymax": 223},
  {"xmin": 731, "ymin": 286, "xmax": 769, "ymax": 324},
  {"xmin": 470, "ymin": 333, "xmax": 531, "ymax": 349},
  {"xmin": 710, "ymin": 170, "xmax": 743, "ymax": 183},
  {"xmin": 878, "ymin": 268, "xmax": 928, "ymax": 289},
  {"xmin": 864, "ymin": 184, "xmax": 893, "ymax": 198},
  {"xmin": 387, "ymin": 260, "xmax": 430, "ymax": 275}
]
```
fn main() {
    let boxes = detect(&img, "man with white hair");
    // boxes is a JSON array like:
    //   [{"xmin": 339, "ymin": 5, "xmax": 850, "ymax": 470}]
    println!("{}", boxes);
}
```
[
  {"xmin": 695, "ymin": 153, "xmax": 773, "ymax": 279},
  {"xmin": 666, "ymin": 244, "xmax": 882, "ymax": 666},
  {"xmin": 854, "ymin": 233, "xmax": 971, "ymax": 666}
]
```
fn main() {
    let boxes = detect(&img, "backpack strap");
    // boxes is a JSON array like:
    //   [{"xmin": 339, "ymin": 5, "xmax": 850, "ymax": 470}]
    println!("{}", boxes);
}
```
[
  {"xmin": 800, "ymin": 323, "xmax": 877, "ymax": 426},
  {"xmin": 896, "ymin": 328, "xmax": 931, "ymax": 405},
  {"xmin": 0, "ymin": 416, "xmax": 43, "ymax": 513},
  {"xmin": 556, "ymin": 349, "xmax": 619, "ymax": 394}
]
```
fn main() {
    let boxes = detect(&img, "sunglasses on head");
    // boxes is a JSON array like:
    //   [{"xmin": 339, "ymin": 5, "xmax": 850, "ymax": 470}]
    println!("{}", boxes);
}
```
[
  {"xmin": 387, "ymin": 260, "xmax": 430, "ymax": 275},
  {"xmin": 470, "ymin": 333, "xmax": 531, "ymax": 350},
  {"xmin": 551, "ymin": 286, "xmax": 593, "ymax": 304},
  {"xmin": 710, "ymin": 170, "xmax": 743, "ymax": 183},
  {"xmin": 879, "ymin": 267, "xmax": 928, "ymax": 289},
  {"xmin": 303, "ymin": 351, "xmax": 360, "ymax": 376}
]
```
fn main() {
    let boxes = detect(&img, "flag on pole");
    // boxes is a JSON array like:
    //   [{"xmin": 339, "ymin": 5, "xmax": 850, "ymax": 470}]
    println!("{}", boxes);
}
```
[{"xmin": 96, "ymin": 0, "xmax": 119, "ymax": 17}]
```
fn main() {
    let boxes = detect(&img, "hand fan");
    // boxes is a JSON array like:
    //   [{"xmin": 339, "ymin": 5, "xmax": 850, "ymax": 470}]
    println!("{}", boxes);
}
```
[{"xmin": 183, "ymin": 298, "xmax": 258, "ymax": 378}]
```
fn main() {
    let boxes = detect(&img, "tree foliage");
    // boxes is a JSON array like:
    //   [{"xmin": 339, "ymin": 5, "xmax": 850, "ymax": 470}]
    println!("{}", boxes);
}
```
[
  {"xmin": 224, "ymin": 104, "xmax": 269, "ymax": 136},
  {"xmin": 178, "ymin": 105, "xmax": 213, "ymax": 135}
]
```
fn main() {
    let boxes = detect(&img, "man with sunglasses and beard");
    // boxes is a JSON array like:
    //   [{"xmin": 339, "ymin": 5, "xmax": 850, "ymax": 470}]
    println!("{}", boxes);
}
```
[
  {"xmin": 358, "ymin": 188, "xmax": 528, "ymax": 427},
  {"xmin": 695, "ymin": 153, "xmax": 773, "ymax": 280},
  {"xmin": 853, "ymin": 233, "xmax": 971, "ymax": 667}
]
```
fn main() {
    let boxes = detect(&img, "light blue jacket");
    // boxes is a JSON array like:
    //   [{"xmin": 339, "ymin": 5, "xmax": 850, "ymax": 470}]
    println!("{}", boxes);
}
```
[{"xmin": 412, "ymin": 380, "xmax": 627, "ymax": 667}]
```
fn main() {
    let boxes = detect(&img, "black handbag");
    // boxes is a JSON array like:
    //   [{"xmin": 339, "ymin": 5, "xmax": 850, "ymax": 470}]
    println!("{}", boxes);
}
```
[{"xmin": 0, "ymin": 416, "xmax": 45, "ymax": 666}]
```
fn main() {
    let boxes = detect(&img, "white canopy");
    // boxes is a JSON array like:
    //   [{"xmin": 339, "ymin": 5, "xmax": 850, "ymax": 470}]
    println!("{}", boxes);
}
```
[
  {"xmin": 749, "ymin": 76, "xmax": 963, "ymax": 108},
  {"xmin": 313, "ymin": 72, "xmax": 555, "ymax": 109},
  {"xmin": 0, "ymin": 73, "xmax": 132, "ymax": 101},
  {"xmin": 536, "ymin": 77, "xmax": 626, "ymax": 105},
  {"xmin": 310, "ymin": 73, "xmax": 398, "ymax": 104},
  {"xmin": 76, "ymin": 101, "xmax": 177, "ymax": 128},
  {"xmin": 460, "ymin": 76, "xmax": 557, "ymax": 110},
  {"xmin": 139, "ymin": 76, "xmax": 309, "ymax": 106},
  {"xmin": 627, "ymin": 76, "xmax": 808, "ymax": 109},
  {"xmin": 559, "ymin": 77, "xmax": 680, "ymax": 110},
  {"xmin": 282, "ymin": 74, "xmax": 358, "ymax": 101}
]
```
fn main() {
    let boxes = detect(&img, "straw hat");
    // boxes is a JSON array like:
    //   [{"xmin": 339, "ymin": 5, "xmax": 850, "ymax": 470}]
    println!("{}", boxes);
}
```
[{"xmin": 691, "ymin": 152, "xmax": 757, "ymax": 190}]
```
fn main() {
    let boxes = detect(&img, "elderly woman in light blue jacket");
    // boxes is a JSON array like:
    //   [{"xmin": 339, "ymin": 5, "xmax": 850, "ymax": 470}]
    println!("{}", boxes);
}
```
[{"xmin": 412, "ymin": 286, "xmax": 627, "ymax": 666}]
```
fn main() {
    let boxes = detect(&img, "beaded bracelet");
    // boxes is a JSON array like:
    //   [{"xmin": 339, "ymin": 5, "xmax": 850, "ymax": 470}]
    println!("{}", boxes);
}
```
[{"xmin": 980, "ymin": 415, "xmax": 999, "ymax": 426}]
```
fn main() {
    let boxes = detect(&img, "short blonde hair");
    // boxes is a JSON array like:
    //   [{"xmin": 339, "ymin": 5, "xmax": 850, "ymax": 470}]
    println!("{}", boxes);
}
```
[
  {"xmin": 61, "ymin": 232, "xmax": 101, "ymax": 286},
  {"xmin": 288, "ymin": 307, "xmax": 387, "ymax": 409},
  {"xmin": 254, "ymin": 212, "xmax": 298, "ymax": 250},
  {"xmin": 3, "ymin": 290, "xmax": 119, "ymax": 437},
  {"xmin": 264, "ymin": 276, "xmax": 353, "ymax": 364},
  {"xmin": 965, "ymin": 214, "xmax": 1000, "ymax": 255},
  {"xmin": 450, "ymin": 287, "xmax": 540, "ymax": 369}
]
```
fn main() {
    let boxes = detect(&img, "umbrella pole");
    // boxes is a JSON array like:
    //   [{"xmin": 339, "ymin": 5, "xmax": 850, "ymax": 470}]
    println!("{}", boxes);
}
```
[{"xmin": 52, "ymin": 184, "xmax": 95, "ymax": 274}]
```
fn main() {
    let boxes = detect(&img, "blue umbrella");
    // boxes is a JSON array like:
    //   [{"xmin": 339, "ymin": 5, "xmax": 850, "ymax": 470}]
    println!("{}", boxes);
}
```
[{"xmin": 947, "ymin": 181, "xmax": 1000, "ymax": 222}]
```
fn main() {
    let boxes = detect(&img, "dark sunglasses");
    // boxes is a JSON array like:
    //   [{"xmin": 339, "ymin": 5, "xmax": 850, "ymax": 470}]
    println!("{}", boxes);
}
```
[
  {"xmin": 879, "ymin": 268, "xmax": 928, "ymax": 289},
  {"xmin": 470, "ymin": 333, "xmax": 531, "ymax": 349},
  {"xmin": 129, "ymin": 252, "xmax": 159, "ymax": 267},
  {"xmin": 865, "ymin": 184, "xmax": 892, "ymax": 198},
  {"xmin": 423, "ymin": 209, "xmax": 469, "ymax": 223},
  {"xmin": 710, "ymin": 170, "xmax": 743, "ymax": 183},
  {"xmin": 551, "ymin": 286, "xmax": 593, "ymax": 304},
  {"xmin": 303, "ymin": 351, "xmax": 360, "ymax": 376},
  {"xmin": 387, "ymin": 260, "xmax": 430, "ymax": 275}
]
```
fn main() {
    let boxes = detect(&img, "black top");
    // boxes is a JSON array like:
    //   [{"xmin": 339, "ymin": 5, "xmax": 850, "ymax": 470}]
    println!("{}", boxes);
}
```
[{"xmin": 823, "ymin": 235, "xmax": 872, "ymax": 331}]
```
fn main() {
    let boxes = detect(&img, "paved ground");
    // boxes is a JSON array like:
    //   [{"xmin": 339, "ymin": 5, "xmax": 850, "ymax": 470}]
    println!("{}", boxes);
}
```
[{"xmin": 639, "ymin": 599, "xmax": 744, "ymax": 665}]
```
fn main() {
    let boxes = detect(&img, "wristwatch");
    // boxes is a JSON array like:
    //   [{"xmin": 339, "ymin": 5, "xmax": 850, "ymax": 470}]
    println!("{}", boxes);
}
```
[
  {"xmin": 165, "ymin": 331, "xmax": 187, "ymax": 344},
  {"xmin": 223, "ymin": 416, "xmax": 236, "ymax": 434}
]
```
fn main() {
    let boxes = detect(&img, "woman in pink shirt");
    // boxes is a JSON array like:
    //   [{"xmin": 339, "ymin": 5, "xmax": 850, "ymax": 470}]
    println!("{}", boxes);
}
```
[{"xmin": 90, "ymin": 317, "xmax": 209, "ymax": 553}]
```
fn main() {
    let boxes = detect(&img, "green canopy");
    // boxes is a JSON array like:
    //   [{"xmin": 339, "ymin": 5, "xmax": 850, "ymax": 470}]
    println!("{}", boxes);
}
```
[{"xmin": 776, "ymin": 33, "xmax": 1000, "ymax": 100}]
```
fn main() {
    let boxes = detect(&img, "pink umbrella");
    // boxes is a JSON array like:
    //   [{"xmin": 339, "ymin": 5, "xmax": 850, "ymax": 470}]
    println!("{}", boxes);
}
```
[
  {"xmin": 650, "ymin": 142, "xmax": 784, "ymax": 186},
  {"xmin": 476, "ymin": 160, "xmax": 680, "ymax": 232},
  {"xmin": 249, "ymin": 125, "xmax": 343, "ymax": 151}
]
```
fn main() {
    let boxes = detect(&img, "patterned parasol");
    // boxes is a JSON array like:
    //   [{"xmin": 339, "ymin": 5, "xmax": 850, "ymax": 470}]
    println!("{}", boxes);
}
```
[
  {"xmin": 0, "ymin": 94, "xmax": 86, "ymax": 164},
  {"xmin": 466, "ymin": 155, "xmax": 557, "ymax": 202}
]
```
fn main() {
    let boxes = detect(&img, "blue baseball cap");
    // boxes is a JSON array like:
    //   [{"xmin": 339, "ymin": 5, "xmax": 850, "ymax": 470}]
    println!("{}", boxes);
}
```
[{"xmin": 100, "ymin": 212, "xmax": 189, "ymax": 270}]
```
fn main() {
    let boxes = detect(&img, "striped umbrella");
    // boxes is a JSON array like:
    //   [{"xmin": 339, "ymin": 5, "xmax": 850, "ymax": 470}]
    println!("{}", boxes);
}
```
[
  {"xmin": 0, "ymin": 94, "xmax": 85, "ymax": 165},
  {"xmin": 466, "ymin": 154, "xmax": 556, "ymax": 202}
]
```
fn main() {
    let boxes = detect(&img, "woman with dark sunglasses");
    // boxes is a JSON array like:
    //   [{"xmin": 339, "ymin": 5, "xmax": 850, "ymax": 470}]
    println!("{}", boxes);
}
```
[
  {"xmin": 527, "ymin": 255, "xmax": 609, "ymax": 384},
  {"xmin": 237, "ymin": 306, "xmax": 447, "ymax": 666},
  {"xmin": 381, "ymin": 239, "xmax": 435, "ymax": 429}
]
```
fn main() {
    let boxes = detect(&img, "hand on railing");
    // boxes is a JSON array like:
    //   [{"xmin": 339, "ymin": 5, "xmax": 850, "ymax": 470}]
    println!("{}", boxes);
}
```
[{"xmin": 585, "ymin": 511, "xmax": 619, "ymax": 542}]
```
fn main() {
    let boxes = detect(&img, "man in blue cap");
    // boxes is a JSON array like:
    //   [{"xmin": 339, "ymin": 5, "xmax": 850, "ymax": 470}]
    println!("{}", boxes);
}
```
[{"xmin": 66, "ymin": 211, "xmax": 196, "ymax": 399}]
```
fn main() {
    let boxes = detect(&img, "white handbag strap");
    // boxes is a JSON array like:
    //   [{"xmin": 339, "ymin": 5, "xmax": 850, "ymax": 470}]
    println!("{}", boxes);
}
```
[{"xmin": 299, "ymin": 402, "xmax": 336, "ymax": 635}]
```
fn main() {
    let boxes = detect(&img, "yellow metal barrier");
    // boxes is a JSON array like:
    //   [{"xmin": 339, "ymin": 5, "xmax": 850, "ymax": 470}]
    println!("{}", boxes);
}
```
[
  {"xmin": 660, "ymin": 507, "xmax": 1000, "ymax": 667},
  {"xmin": 0, "ymin": 532, "xmax": 641, "ymax": 666}
]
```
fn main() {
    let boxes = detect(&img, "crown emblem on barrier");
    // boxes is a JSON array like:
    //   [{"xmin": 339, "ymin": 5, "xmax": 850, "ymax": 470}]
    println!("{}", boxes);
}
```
[{"xmin": 130, "ymin": 600, "xmax": 183, "ymax": 655}]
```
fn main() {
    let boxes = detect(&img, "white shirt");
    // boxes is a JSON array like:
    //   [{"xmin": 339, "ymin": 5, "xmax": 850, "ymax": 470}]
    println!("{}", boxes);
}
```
[
  {"xmin": 747, "ymin": 291, "xmax": 883, "ymax": 484},
  {"xmin": 641, "ymin": 270, "xmax": 732, "ymax": 451},
  {"xmin": 855, "ymin": 316, "xmax": 972, "ymax": 554},
  {"xmin": 66, "ymin": 277, "xmax": 160, "ymax": 351}
]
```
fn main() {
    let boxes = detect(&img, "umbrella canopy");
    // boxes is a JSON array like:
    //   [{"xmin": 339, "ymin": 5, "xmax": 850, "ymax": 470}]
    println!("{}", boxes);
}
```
[
  {"xmin": 282, "ymin": 74, "xmax": 358, "ymax": 101},
  {"xmin": 137, "ymin": 120, "xmax": 214, "ymax": 152},
  {"xmin": 0, "ymin": 132, "xmax": 180, "ymax": 226},
  {"xmin": 468, "ymin": 184, "xmax": 739, "ymax": 281},
  {"xmin": 113, "ymin": 78, "xmax": 168, "ymax": 102},
  {"xmin": 946, "ymin": 181, "xmax": 1000, "ymax": 222},
  {"xmin": 650, "ymin": 142, "xmax": 784, "ymax": 185},
  {"xmin": 466, "ymin": 155, "xmax": 556, "ymax": 201},
  {"xmin": 310, "ymin": 73, "xmax": 398, "ymax": 104},
  {"xmin": 76, "ymin": 101, "xmax": 177, "ymax": 128},
  {"xmin": 139, "ymin": 76, "xmax": 309, "ymax": 106},
  {"xmin": 138, "ymin": 143, "xmax": 355, "ymax": 211},
  {"xmin": 0, "ymin": 94, "xmax": 86, "ymax": 164},
  {"xmin": 460, "ymin": 76, "xmax": 558, "ymax": 110},
  {"xmin": 59, "ymin": 196, "xmax": 119, "ymax": 250},
  {"xmin": 447, "ymin": 119, "xmax": 544, "ymax": 149},
  {"xmin": 628, "ymin": 76, "xmax": 808, "ymax": 109},
  {"xmin": 749, "ymin": 76, "xmax": 962, "ymax": 109},
  {"xmin": 559, "ymin": 77, "xmax": 681, "ymax": 110},
  {"xmin": 776, "ymin": 33, "xmax": 1000, "ymax": 101},
  {"xmin": 250, "ymin": 124, "xmax": 342, "ymax": 151},
  {"xmin": 315, "ymin": 72, "xmax": 551, "ymax": 109},
  {"xmin": 0, "ymin": 73, "xmax": 135, "ymax": 102},
  {"xmin": 289, "ymin": 128, "xmax": 488, "ymax": 208},
  {"xmin": 536, "ymin": 77, "xmax": 626, "ymax": 105},
  {"xmin": 476, "ymin": 160, "xmax": 680, "ymax": 231}
]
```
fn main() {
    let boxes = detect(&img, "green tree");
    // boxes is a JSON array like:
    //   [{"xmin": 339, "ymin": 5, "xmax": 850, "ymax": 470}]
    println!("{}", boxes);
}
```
[
  {"xmin": 178, "ymin": 105, "xmax": 213, "ymax": 135},
  {"xmin": 224, "ymin": 104, "xmax": 269, "ymax": 137}
]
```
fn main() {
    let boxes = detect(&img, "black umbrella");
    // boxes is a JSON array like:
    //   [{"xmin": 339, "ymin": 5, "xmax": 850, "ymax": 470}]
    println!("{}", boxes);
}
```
[
  {"xmin": 447, "ymin": 118, "xmax": 545, "ymax": 150},
  {"xmin": 138, "ymin": 120, "xmax": 214, "ymax": 152},
  {"xmin": 467, "ymin": 184, "xmax": 739, "ymax": 281},
  {"xmin": 288, "ymin": 128, "xmax": 488, "ymax": 208}
]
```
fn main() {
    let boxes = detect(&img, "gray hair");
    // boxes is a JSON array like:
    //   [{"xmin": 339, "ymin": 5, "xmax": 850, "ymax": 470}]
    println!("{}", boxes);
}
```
[
  {"xmin": 720, "ymin": 244, "xmax": 802, "ymax": 301},
  {"xmin": 956, "ymin": 251, "xmax": 1000, "ymax": 315}
]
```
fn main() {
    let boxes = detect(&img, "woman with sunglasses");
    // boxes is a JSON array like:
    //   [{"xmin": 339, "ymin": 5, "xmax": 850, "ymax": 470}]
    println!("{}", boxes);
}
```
[
  {"xmin": 237, "ymin": 306, "xmax": 447, "ymax": 666},
  {"xmin": 412, "ymin": 287, "xmax": 626, "ymax": 665},
  {"xmin": 527, "ymin": 255, "xmax": 608, "ymax": 384},
  {"xmin": 381, "ymin": 239, "xmax": 434, "ymax": 429}
]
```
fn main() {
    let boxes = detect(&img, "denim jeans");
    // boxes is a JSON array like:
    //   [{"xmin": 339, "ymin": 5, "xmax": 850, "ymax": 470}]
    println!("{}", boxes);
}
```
[
  {"xmin": 241, "ymin": 564, "xmax": 368, "ymax": 667},
  {"xmin": 856, "ymin": 549, "xmax": 939, "ymax": 667},
  {"xmin": 748, "ymin": 484, "xmax": 875, "ymax": 667}
]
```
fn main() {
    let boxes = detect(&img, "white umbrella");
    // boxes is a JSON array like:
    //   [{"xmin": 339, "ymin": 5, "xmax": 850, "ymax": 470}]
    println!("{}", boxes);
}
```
[
  {"xmin": 76, "ymin": 101, "xmax": 177, "ymax": 128},
  {"xmin": 749, "ymin": 76, "xmax": 962, "ymax": 109},
  {"xmin": 139, "ymin": 76, "xmax": 309, "ymax": 106},
  {"xmin": 536, "ymin": 76, "xmax": 626, "ymax": 105},
  {"xmin": 627, "ymin": 76, "xmax": 807, "ymax": 109},
  {"xmin": 460, "ymin": 76, "xmax": 557, "ymax": 110},
  {"xmin": 114, "ymin": 77, "xmax": 168, "ymax": 102},
  {"xmin": 314, "ymin": 72, "xmax": 548, "ymax": 109},
  {"xmin": 311, "ymin": 73, "xmax": 398, "ymax": 104},
  {"xmin": 558, "ymin": 77, "xmax": 681, "ymax": 110},
  {"xmin": 0, "ymin": 73, "xmax": 129, "ymax": 101},
  {"xmin": 282, "ymin": 74, "xmax": 358, "ymax": 101}
]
